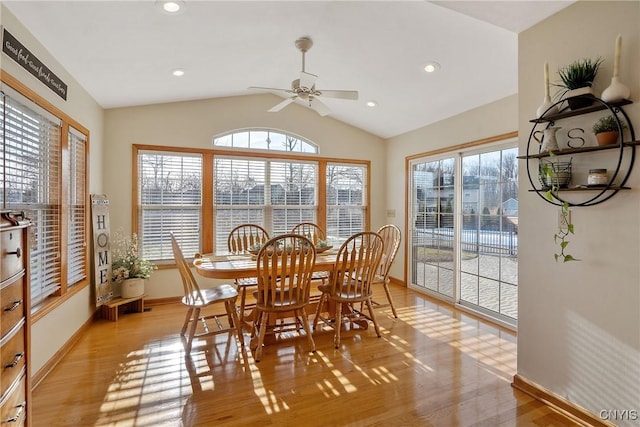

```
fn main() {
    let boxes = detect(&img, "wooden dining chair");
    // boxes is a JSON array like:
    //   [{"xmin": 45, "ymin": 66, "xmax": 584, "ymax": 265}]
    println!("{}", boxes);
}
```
[
  {"xmin": 291, "ymin": 222, "xmax": 329, "ymax": 283},
  {"xmin": 291, "ymin": 222, "xmax": 326, "ymax": 245},
  {"xmin": 252, "ymin": 234, "xmax": 317, "ymax": 362},
  {"xmin": 227, "ymin": 224, "xmax": 270, "ymax": 327},
  {"xmin": 228, "ymin": 224, "xmax": 270, "ymax": 254},
  {"xmin": 313, "ymin": 231, "xmax": 385, "ymax": 349},
  {"xmin": 370, "ymin": 224, "xmax": 401, "ymax": 318},
  {"xmin": 171, "ymin": 233, "xmax": 246, "ymax": 360}
]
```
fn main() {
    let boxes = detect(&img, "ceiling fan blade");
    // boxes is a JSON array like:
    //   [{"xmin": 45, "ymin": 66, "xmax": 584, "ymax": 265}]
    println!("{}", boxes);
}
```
[
  {"xmin": 317, "ymin": 90, "xmax": 359, "ymax": 100},
  {"xmin": 268, "ymin": 97, "xmax": 296, "ymax": 113},
  {"xmin": 299, "ymin": 71, "xmax": 317, "ymax": 89},
  {"xmin": 309, "ymin": 97, "xmax": 331, "ymax": 117},
  {"xmin": 248, "ymin": 86, "xmax": 294, "ymax": 95}
]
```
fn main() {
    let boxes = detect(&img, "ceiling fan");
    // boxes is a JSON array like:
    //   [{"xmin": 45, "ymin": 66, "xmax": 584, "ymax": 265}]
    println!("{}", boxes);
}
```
[{"xmin": 249, "ymin": 37, "xmax": 359, "ymax": 116}]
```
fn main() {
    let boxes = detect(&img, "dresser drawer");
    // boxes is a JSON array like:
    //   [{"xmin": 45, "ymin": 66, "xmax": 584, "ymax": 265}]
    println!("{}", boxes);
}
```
[
  {"xmin": 0, "ymin": 277, "xmax": 25, "ymax": 339},
  {"xmin": 0, "ymin": 325, "xmax": 25, "ymax": 398},
  {"xmin": 0, "ymin": 373, "xmax": 26, "ymax": 426},
  {"xmin": 0, "ymin": 230, "xmax": 25, "ymax": 283}
]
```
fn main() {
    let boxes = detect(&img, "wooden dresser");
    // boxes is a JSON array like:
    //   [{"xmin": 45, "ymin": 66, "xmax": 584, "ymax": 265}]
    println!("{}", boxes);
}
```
[{"xmin": 0, "ymin": 211, "xmax": 31, "ymax": 426}]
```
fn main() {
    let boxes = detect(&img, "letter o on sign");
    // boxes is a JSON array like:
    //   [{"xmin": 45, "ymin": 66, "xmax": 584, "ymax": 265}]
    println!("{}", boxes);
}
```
[{"xmin": 97, "ymin": 232, "xmax": 109, "ymax": 248}]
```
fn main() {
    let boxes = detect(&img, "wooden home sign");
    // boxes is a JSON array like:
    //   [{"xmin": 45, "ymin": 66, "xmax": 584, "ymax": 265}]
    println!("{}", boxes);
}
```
[{"xmin": 91, "ymin": 194, "xmax": 113, "ymax": 306}]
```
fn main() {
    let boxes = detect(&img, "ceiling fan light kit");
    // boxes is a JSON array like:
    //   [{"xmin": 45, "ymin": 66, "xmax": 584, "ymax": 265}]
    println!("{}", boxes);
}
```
[{"xmin": 249, "ymin": 37, "xmax": 359, "ymax": 116}]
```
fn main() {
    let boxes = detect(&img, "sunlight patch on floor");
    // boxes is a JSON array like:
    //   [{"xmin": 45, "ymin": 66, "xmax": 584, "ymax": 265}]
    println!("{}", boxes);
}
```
[{"xmin": 96, "ymin": 339, "xmax": 197, "ymax": 426}]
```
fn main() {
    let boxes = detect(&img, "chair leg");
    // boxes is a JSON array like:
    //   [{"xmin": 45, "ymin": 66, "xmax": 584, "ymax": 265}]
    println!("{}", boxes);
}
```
[
  {"xmin": 334, "ymin": 302, "xmax": 342, "ymax": 349},
  {"xmin": 255, "ymin": 311, "xmax": 269, "ymax": 362},
  {"xmin": 226, "ymin": 300, "xmax": 235, "ymax": 327},
  {"xmin": 383, "ymin": 281, "xmax": 398, "ymax": 318},
  {"xmin": 228, "ymin": 300, "xmax": 247, "ymax": 363},
  {"xmin": 181, "ymin": 308, "xmax": 191, "ymax": 336},
  {"xmin": 365, "ymin": 299, "xmax": 382, "ymax": 338},
  {"xmin": 181, "ymin": 307, "xmax": 193, "ymax": 337},
  {"xmin": 238, "ymin": 285, "xmax": 248, "ymax": 321},
  {"xmin": 313, "ymin": 293, "xmax": 326, "ymax": 331},
  {"xmin": 185, "ymin": 307, "xmax": 200, "ymax": 353},
  {"xmin": 298, "ymin": 307, "xmax": 316, "ymax": 353}
]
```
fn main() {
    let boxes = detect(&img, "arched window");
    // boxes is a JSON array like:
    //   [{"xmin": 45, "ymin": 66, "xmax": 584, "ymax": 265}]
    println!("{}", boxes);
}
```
[{"xmin": 213, "ymin": 129, "xmax": 318, "ymax": 153}]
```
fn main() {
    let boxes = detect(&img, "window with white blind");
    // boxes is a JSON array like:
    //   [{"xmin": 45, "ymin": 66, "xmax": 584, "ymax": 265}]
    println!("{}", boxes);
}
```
[
  {"xmin": 1, "ymin": 91, "xmax": 62, "ymax": 306},
  {"xmin": 213, "ymin": 156, "xmax": 318, "ymax": 252},
  {"xmin": 1, "ymin": 76, "xmax": 90, "ymax": 312},
  {"xmin": 67, "ymin": 128, "xmax": 87, "ymax": 286},
  {"xmin": 135, "ymin": 133, "xmax": 368, "ymax": 258},
  {"xmin": 326, "ymin": 163, "xmax": 367, "ymax": 243},
  {"xmin": 138, "ymin": 151, "xmax": 203, "ymax": 260}
]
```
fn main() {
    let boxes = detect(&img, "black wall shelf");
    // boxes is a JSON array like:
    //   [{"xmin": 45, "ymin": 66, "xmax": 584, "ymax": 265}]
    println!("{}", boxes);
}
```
[
  {"xmin": 529, "ymin": 99, "xmax": 632, "ymax": 124},
  {"xmin": 523, "ymin": 97, "xmax": 635, "ymax": 207},
  {"xmin": 517, "ymin": 140, "xmax": 640, "ymax": 160}
]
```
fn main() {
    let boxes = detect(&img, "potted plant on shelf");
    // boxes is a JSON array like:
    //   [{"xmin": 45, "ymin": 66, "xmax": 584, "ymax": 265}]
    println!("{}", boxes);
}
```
[
  {"xmin": 555, "ymin": 57, "xmax": 603, "ymax": 110},
  {"xmin": 111, "ymin": 233, "xmax": 157, "ymax": 298},
  {"xmin": 539, "ymin": 156, "xmax": 579, "ymax": 263},
  {"xmin": 592, "ymin": 114, "xmax": 626, "ymax": 146}
]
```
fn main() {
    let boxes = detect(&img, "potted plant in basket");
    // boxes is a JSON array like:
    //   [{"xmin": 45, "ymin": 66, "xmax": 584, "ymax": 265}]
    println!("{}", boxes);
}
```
[
  {"xmin": 555, "ymin": 57, "xmax": 603, "ymax": 110},
  {"xmin": 540, "ymin": 156, "xmax": 579, "ymax": 263},
  {"xmin": 592, "ymin": 114, "xmax": 626, "ymax": 146},
  {"xmin": 111, "ymin": 233, "xmax": 156, "ymax": 298}
]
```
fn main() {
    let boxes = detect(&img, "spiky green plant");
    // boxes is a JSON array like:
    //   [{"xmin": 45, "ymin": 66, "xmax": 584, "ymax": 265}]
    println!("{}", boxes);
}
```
[{"xmin": 556, "ymin": 57, "xmax": 603, "ymax": 90}]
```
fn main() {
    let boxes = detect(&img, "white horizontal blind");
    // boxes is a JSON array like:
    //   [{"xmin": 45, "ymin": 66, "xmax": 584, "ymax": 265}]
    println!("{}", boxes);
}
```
[
  {"xmin": 214, "ymin": 157, "xmax": 266, "ymax": 252},
  {"xmin": 326, "ymin": 163, "xmax": 366, "ymax": 245},
  {"xmin": 138, "ymin": 151, "xmax": 202, "ymax": 260},
  {"xmin": 213, "ymin": 156, "xmax": 318, "ymax": 252},
  {"xmin": 67, "ymin": 128, "xmax": 87, "ymax": 286},
  {"xmin": 1, "ymin": 92, "xmax": 62, "ymax": 305},
  {"xmin": 270, "ymin": 161, "xmax": 317, "ymax": 235}
]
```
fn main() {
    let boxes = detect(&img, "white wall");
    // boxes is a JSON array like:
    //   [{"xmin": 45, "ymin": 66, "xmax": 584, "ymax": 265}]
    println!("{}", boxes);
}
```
[
  {"xmin": 385, "ymin": 94, "xmax": 519, "ymax": 282},
  {"xmin": 104, "ymin": 94, "xmax": 386, "ymax": 298},
  {"xmin": 0, "ymin": 5, "xmax": 105, "ymax": 375},
  {"xmin": 518, "ymin": 1, "xmax": 640, "ymax": 422}
]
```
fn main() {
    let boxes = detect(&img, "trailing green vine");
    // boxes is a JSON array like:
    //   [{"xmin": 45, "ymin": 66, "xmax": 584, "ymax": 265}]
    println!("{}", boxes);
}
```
[{"xmin": 540, "ymin": 158, "xmax": 580, "ymax": 263}]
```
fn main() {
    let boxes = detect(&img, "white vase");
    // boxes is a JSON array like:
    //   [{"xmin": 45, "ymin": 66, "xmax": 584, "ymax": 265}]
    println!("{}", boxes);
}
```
[
  {"xmin": 601, "ymin": 76, "xmax": 630, "ymax": 103},
  {"xmin": 121, "ymin": 277, "xmax": 144, "ymax": 298},
  {"xmin": 536, "ymin": 95, "xmax": 558, "ymax": 118}
]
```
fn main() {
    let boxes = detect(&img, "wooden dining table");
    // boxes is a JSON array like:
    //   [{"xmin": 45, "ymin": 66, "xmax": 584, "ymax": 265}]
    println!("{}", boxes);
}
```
[
  {"xmin": 193, "ymin": 250, "xmax": 338, "ymax": 280},
  {"xmin": 193, "ymin": 249, "xmax": 370, "ymax": 339}
]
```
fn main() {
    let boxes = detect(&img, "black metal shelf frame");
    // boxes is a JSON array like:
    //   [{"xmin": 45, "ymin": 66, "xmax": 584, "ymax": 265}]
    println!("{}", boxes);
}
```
[{"xmin": 524, "ymin": 97, "xmax": 635, "ymax": 207}]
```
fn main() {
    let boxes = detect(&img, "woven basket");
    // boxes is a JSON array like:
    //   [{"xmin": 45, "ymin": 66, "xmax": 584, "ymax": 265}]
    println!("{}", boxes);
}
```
[{"xmin": 539, "ymin": 160, "xmax": 572, "ymax": 188}]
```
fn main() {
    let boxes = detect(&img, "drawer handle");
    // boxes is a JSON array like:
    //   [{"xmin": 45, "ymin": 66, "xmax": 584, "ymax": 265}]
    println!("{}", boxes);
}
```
[
  {"xmin": 4, "ymin": 300, "xmax": 22, "ymax": 312},
  {"xmin": 4, "ymin": 402, "xmax": 25, "ymax": 423},
  {"xmin": 6, "ymin": 247, "xmax": 22, "ymax": 258},
  {"xmin": 5, "ymin": 353, "xmax": 24, "ymax": 369}
]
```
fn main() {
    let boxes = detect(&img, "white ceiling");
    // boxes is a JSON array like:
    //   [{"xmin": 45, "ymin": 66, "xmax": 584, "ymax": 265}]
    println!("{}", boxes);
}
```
[{"xmin": 3, "ymin": 1, "xmax": 574, "ymax": 139}]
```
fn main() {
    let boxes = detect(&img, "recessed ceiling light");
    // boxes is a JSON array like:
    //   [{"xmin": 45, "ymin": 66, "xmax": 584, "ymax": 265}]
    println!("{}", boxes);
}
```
[
  {"xmin": 158, "ymin": 1, "xmax": 184, "ymax": 14},
  {"xmin": 423, "ymin": 61, "xmax": 441, "ymax": 73},
  {"xmin": 172, "ymin": 69, "xmax": 185, "ymax": 77},
  {"xmin": 366, "ymin": 101, "xmax": 377, "ymax": 107}
]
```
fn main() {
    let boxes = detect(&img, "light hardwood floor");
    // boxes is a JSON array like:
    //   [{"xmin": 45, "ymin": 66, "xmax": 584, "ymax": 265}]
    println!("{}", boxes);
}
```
[{"xmin": 33, "ymin": 284, "xmax": 578, "ymax": 426}]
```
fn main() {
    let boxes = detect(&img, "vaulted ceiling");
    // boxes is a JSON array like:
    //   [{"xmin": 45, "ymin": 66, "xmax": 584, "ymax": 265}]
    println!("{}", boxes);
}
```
[{"xmin": 4, "ymin": 1, "xmax": 574, "ymax": 138}]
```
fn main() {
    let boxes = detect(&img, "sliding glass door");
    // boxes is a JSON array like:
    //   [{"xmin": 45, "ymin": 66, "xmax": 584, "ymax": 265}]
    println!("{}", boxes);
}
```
[
  {"xmin": 410, "ymin": 156, "xmax": 456, "ymax": 300},
  {"xmin": 409, "ymin": 143, "xmax": 518, "ymax": 325},
  {"xmin": 458, "ymin": 148, "xmax": 518, "ymax": 321}
]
